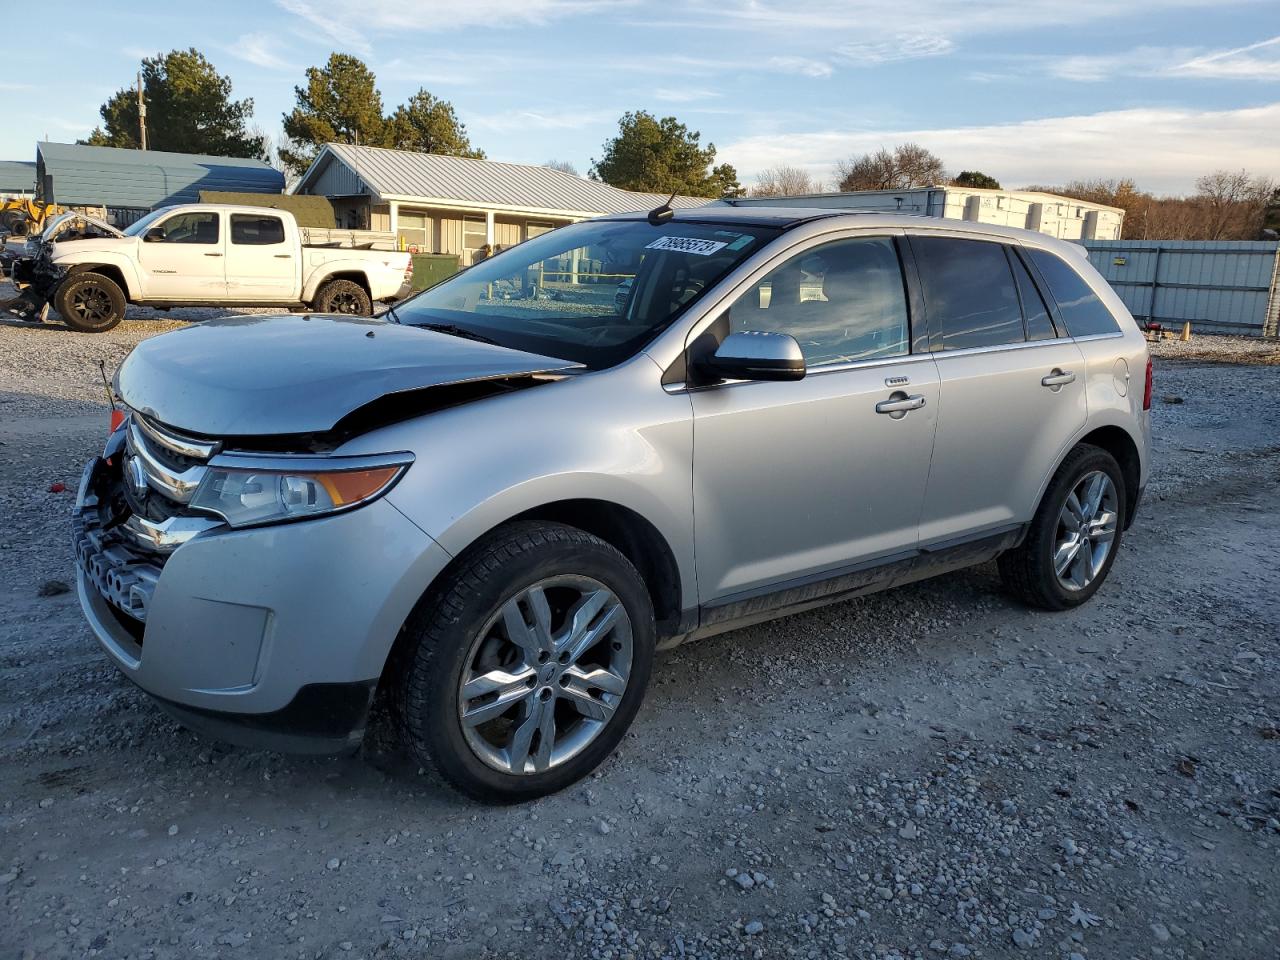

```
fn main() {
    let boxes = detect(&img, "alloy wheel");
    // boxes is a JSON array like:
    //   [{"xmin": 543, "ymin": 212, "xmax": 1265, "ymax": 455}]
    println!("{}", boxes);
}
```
[
  {"xmin": 331, "ymin": 292, "xmax": 361, "ymax": 314},
  {"xmin": 1053, "ymin": 470, "xmax": 1119, "ymax": 591},
  {"xmin": 71, "ymin": 285, "xmax": 113, "ymax": 324},
  {"xmin": 458, "ymin": 575, "xmax": 633, "ymax": 775}
]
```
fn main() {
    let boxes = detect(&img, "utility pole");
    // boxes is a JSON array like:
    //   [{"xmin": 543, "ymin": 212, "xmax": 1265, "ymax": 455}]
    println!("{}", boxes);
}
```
[{"xmin": 137, "ymin": 72, "xmax": 148, "ymax": 150}]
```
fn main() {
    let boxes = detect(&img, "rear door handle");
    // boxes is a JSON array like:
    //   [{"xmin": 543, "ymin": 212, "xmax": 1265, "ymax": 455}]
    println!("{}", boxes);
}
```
[
  {"xmin": 274, "ymin": 254, "xmax": 292, "ymax": 259},
  {"xmin": 1041, "ymin": 369, "xmax": 1076, "ymax": 387},
  {"xmin": 875, "ymin": 393, "xmax": 927, "ymax": 415},
  {"xmin": 203, "ymin": 252, "xmax": 223, "ymax": 257}
]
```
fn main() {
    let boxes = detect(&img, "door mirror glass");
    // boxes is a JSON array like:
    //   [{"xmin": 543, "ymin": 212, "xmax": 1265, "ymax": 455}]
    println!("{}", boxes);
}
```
[
  {"xmin": 144, "ymin": 227, "xmax": 165, "ymax": 242},
  {"xmin": 701, "ymin": 331, "xmax": 806, "ymax": 382}
]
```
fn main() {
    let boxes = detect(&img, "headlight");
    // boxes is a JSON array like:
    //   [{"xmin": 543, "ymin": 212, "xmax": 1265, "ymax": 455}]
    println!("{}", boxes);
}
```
[{"xmin": 189, "ymin": 453, "xmax": 412, "ymax": 528}]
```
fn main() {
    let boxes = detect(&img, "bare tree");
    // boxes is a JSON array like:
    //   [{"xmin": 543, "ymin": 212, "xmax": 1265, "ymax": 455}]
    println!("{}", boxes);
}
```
[
  {"xmin": 544, "ymin": 159, "xmax": 580, "ymax": 176},
  {"xmin": 1028, "ymin": 173, "xmax": 1277, "ymax": 240},
  {"xmin": 751, "ymin": 166, "xmax": 822, "ymax": 197},
  {"xmin": 836, "ymin": 143, "xmax": 946, "ymax": 192},
  {"xmin": 1193, "ymin": 170, "xmax": 1275, "ymax": 240}
]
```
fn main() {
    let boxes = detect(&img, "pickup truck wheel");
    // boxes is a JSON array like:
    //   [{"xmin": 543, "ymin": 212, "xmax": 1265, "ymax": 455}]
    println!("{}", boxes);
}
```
[
  {"xmin": 53, "ymin": 272, "xmax": 126, "ymax": 333},
  {"xmin": 997, "ymin": 444, "xmax": 1126, "ymax": 611},
  {"xmin": 396, "ymin": 521, "xmax": 656, "ymax": 803},
  {"xmin": 313, "ymin": 279, "xmax": 372, "ymax": 316}
]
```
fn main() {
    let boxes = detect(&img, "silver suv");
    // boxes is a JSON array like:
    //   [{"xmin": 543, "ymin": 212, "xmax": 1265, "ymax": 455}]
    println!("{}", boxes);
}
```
[{"xmin": 74, "ymin": 207, "xmax": 1151, "ymax": 802}]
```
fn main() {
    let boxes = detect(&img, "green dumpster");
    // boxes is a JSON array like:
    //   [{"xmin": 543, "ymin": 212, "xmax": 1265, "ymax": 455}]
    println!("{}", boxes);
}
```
[{"xmin": 410, "ymin": 254, "xmax": 460, "ymax": 293}]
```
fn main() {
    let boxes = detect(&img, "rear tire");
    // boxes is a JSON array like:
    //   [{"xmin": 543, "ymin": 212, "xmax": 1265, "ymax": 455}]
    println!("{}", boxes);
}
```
[
  {"xmin": 396, "ymin": 521, "xmax": 656, "ymax": 803},
  {"xmin": 312, "ymin": 278, "xmax": 372, "ymax": 316},
  {"xmin": 53, "ymin": 272, "xmax": 126, "ymax": 332},
  {"xmin": 998, "ymin": 444, "xmax": 1126, "ymax": 610},
  {"xmin": 5, "ymin": 215, "xmax": 29, "ymax": 237}
]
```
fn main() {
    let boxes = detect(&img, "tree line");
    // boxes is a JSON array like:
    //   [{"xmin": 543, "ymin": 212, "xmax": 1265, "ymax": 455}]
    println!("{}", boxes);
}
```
[
  {"xmin": 80, "ymin": 49, "xmax": 739, "ymax": 198},
  {"xmin": 753, "ymin": 143, "xmax": 1277, "ymax": 241},
  {"xmin": 80, "ymin": 52, "xmax": 1277, "ymax": 236}
]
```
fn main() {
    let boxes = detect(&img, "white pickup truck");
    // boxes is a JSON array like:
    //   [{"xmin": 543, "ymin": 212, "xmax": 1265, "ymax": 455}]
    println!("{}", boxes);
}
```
[{"xmin": 10, "ymin": 204, "xmax": 412, "ymax": 332}]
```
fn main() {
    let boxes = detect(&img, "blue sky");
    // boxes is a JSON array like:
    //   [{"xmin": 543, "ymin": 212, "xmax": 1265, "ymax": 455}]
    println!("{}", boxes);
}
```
[{"xmin": 7, "ymin": 0, "xmax": 1279, "ymax": 194}]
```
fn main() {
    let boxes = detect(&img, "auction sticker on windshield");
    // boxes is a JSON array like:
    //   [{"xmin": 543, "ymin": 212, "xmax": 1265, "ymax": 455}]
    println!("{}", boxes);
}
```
[{"xmin": 645, "ymin": 236, "xmax": 729, "ymax": 256}]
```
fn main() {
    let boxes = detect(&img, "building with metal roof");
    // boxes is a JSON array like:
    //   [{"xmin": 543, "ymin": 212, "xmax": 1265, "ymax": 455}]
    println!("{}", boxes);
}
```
[
  {"xmin": 292, "ymin": 143, "xmax": 708, "ymax": 265},
  {"xmin": 35, "ymin": 142, "xmax": 285, "ymax": 225},
  {"xmin": 0, "ymin": 160, "xmax": 37, "ymax": 197},
  {"xmin": 725, "ymin": 186, "xmax": 1125, "ymax": 241}
]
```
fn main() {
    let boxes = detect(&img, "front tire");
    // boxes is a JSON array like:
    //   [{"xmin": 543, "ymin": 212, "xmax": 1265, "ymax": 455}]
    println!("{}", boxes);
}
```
[
  {"xmin": 312, "ymin": 278, "xmax": 372, "ymax": 316},
  {"xmin": 998, "ymin": 444, "xmax": 1126, "ymax": 610},
  {"xmin": 396, "ymin": 522, "xmax": 656, "ymax": 803},
  {"xmin": 53, "ymin": 272, "xmax": 126, "ymax": 332}
]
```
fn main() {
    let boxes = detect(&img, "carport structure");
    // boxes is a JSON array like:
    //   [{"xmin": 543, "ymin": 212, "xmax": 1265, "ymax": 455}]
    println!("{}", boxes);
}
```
[{"xmin": 34, "ymin": 141, "xmax": 285, "ymax": 227}]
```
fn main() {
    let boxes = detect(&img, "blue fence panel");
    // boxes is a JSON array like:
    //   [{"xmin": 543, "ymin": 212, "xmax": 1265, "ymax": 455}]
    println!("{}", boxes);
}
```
[{"xmin": 1081, "ymin": 239, "xmax": 1280, "ymax": 337}]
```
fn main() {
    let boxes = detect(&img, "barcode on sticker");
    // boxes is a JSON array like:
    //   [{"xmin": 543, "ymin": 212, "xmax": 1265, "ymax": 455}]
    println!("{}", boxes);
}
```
[{"xmin": 645, "ymin": 236, "xmax": 729, "ymax": 256}]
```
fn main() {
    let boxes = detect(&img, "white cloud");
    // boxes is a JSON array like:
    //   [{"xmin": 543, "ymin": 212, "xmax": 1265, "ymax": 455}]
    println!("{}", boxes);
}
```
[
  {"xmin": 766, "ymin": 56, "xmax": 834, "ymax": 78},
  {"xmin": 1038, "ymin": 36, "xmax": 1280, "ymax": 83},
  {"xmin": 663, "ymin": 0, "xmax": 1238, "ymax": 37},
  {"xmin": 718, "ymin": 102, "xmax": 1280, "ymax": 195},
  {"xmin": 653, "ymin": 87, "xmax": 720, "ymax": 103},
  {"xmin": 227, "ymin": 33, "xmax": 299, "ymax": 72},
  {"xmin": 277, "ymin": 0, "xmax": 633, "ymax": 53},
  {"xmin": 835, "ymin": 34, "xmax": 954, "ymax": 65},
  {"xmin": 1176, "ymin": 34, "xmax": 1280, "ymax": 80},
  {"xmin": 467, "ymin": 108, "xmax": 617, "ymax": 133}
]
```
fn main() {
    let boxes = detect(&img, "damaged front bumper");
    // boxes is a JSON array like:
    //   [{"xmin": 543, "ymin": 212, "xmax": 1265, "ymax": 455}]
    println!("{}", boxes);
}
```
[
  {"xmin": 2, "ymin": 254, "xmax": 61, "ymax": 320},
  {"xmin": 73, "ymin": 449, "xmax": 453, "ymax": 754}
]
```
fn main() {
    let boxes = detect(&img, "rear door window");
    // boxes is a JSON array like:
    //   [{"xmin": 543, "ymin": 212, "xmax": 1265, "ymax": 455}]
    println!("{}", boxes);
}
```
[
  {"xmin": 910, "ymin": 236, "xmax": 1024, "ymax": 350},
  {"xmin": 230, "ymin": 214, "xmax": 286, "ymax": 245},
  {"xmin": 1025, "ymin": 248, "xmax": 1121, "ymax": 337},
  {"xmin": 1009, "ymin": 249, "xmax": 1058, "ymax": 341}
]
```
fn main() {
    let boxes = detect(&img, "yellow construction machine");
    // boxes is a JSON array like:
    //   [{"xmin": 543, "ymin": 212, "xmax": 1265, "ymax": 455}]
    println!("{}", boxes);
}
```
[{"xmin": 0, "ymin": 197, "xmax": 64, "ymax": 237}]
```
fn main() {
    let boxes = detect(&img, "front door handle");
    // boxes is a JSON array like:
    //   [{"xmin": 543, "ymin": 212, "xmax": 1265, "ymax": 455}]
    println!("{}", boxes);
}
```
[
  {"xmin": 875, "ymin": 393, "xmax": 927, "ymax": 416},
  {"xmin": 203, "ymin": 252, "xmax": 223, "ymax": 257},
  {"xmin": 273, "ymin": 254, "xmax": 292, "ymax": 259},
  {"xmin": 1041, "ymin": 369, "xmax": 1076, "ymax": 388}
]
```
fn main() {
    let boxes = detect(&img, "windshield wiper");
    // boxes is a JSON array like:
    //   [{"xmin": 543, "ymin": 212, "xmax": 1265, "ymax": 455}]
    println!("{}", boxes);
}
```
[{"xmin": 414, "ymin": 322, "xmax": 502, "ymax": 346}]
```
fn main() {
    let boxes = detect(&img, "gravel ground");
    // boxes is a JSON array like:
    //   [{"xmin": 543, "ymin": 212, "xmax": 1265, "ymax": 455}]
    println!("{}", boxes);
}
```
[{"xmin": 2, "ymin": 312, "xmax": 1279, "ymax": 960}]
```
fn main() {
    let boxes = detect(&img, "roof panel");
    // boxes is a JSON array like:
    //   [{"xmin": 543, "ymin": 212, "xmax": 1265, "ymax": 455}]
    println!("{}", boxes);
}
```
[
  {"xmin": 307, "ymin": 143, "xmax": 709, "ymax": 216},
  {"xmin": 0, "ymin": 160, "xmax": 37, "ymax": 193},
  {"xmin": 37, "ymin": 142, "xmax": 284, "ymax": 209}
]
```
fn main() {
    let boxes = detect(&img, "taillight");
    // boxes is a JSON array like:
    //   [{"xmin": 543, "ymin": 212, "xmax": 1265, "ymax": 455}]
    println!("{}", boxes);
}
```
[{"xmin": 1142, "ymin": 356, "xmax": 1153, "ymax": 411}]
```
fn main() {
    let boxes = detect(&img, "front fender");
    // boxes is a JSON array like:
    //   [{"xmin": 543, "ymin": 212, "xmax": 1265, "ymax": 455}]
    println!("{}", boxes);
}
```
[
  {"xmin": 344, "ymin": 357, "xmax": 699, "ymax": 614},
  {"xmin": 53, "ymin": 253, "xmax": 143, "ymax": 299}
]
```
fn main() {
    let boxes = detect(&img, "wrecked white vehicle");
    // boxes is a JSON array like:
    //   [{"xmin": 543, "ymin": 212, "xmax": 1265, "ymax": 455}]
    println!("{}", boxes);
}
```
[{"xmin": 10, "ymin": 205, "xmax": 412, "ymax": 332}]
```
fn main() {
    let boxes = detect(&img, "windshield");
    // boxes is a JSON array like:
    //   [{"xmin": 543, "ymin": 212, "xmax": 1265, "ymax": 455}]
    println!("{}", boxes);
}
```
[
  {"xmin": 395, "ymin": 218, "xmax": 781, "ymax": 368},
  {"xmin": 123, "ymin": 209, "xmax": 167, "ymax": 236}
]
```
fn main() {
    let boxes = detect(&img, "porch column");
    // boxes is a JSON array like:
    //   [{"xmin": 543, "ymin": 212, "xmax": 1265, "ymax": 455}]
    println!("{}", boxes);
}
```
[
  {"xmin": 485, "ymin": 210, "xmax": 495, "ymax": 245},
  {"xmin": 389, "ymin": 200, "xmax": 399, "ymax": 246}
]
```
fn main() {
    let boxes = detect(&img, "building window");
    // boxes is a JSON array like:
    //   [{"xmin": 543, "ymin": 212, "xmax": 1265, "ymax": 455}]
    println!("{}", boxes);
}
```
[
  {"xmin": 463, "ymin": 216, "xmax": 487, "ymax": 263},
  {"xmin": 526, "ymin": 222, "xmax": 554, "ymax": 240},
  {"xmin": 398, "ymin": 211, "xmax": 432, "ymax": 253}
]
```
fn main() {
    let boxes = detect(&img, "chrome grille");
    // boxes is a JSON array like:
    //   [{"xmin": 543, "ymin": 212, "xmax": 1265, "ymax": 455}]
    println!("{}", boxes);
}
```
[
  {"xmin": 115, "ymin": 413, "xmax": 225, "ymax": 555},
  {"xmin": 123, "ymin": 415, "xmax": 216, "ymax": 504}
]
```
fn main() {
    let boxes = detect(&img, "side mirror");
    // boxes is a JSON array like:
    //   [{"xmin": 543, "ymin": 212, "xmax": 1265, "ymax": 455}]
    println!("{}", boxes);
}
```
[
  {"xmin": 144, "ymin": 227, "xmax": 165, "ymax": 242},
  {"xmin": 699, "ymin": 331, "xmax": 806, "ymax": 383}
]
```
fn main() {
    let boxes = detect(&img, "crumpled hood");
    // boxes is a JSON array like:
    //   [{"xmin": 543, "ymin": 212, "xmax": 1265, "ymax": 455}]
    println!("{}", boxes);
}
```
[
  {"xmin": 116, "ymin": 313, "xmax": 582, "ymax": 437},
  {"xmin": 41, "ymin": 211, "xmax": 124, "ymax": 241}
]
